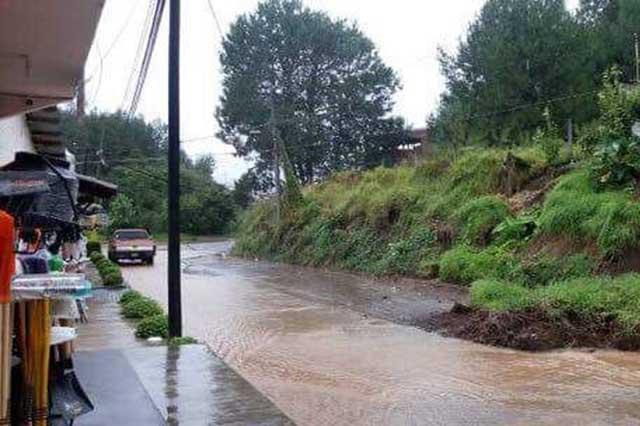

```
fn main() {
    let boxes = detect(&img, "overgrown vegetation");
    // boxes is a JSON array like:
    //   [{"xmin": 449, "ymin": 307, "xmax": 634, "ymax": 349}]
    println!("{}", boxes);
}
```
[
  {"xmin": 472, "ymin": 274, "xmax": 640, "ymax": 332},
  {"xmin": 61, "ymin": 111, "xmax": 237, "ymax": 235},
  {"xmin": 218, "ymin": 0, "xmax": 410, "ymax": 190},
  {"xmin": 235, "ymin": 67, "xmax": 640, "ymax": 345},
  {"xmin": 430, "ymin": 0, "xmax": 640, "ymax": 147},
  {"xmin": 235, "ymin": 144, "xmax": 560, "ymax": 280}
]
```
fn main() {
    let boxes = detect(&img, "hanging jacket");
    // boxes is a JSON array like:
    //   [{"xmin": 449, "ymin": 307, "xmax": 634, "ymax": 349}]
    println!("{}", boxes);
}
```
[{"xmin": 0, "ymin": 210, "xmax": 15, "ymax": 303}]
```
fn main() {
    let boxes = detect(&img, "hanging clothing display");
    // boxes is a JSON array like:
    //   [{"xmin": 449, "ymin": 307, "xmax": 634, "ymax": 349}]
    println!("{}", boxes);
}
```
[
  {"xmin": 0, "ymin": 210, "xmax": 14, "ymax": 425},
  {"xmin": 0, "ymin": 211, "xmax": 14, "ymax": 304},
  {"xmin": 0, "ymin": 146, "xmax": 107, "ymax": 424},
  {"xmin": 15, "ymin": 300, "xmax": 50, "ymax": 425}
]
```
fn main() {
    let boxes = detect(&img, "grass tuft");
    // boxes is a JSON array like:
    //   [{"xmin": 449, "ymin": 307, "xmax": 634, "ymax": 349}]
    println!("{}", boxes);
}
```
[{"xmin": 454, "ymin": 196, "xmax": 510, "ymax": 245}]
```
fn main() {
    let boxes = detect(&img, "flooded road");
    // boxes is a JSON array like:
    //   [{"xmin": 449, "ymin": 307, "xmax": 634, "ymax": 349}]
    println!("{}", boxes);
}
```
[{"xmin": 123, "ymin": 242, "xmax": 640, "ymax": 425}]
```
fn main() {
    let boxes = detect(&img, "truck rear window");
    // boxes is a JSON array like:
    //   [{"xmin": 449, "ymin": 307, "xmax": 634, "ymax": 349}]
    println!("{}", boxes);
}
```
[{"xmin": 114, "ymin": 230, "xmax": 149, "ymax": 240}]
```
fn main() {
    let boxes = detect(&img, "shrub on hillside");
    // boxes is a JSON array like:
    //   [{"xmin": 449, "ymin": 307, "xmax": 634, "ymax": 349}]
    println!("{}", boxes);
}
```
[
  {"xmin": 590, "ymin": 137, "xmax": 640, "ymax": 188},
  {"xmin": 439, "ymin": 246, "xmax": 520, "ymax": 285},
  {"xmin": 492, "ymin": 216, "xmax": 537, "ymax": 244},
  {"xmin": 372, "ymin": 228, "xmax": 437, "ymax": 276},
  {"xmin": 448, "ymin": 150, "xmax": 504, "ymax": 194},
  {"xmin": 533, "ymin": 107, "xmax": 564, "ymax": 165},
  {"xmin": 454, "ymin": 196, "xmax": 510, "ymax": 245},
  {"xmin": 471, "ymin": 280, "xmax": 536, "ymax": 312},
  {"xmin": 413, "ymin": 158, "xmax": 451, "ymax": 181},
  {"xmin": 122, "ymin": 298, "xmax": 163, "ymax": 319},
  {"xmin": 518, "ymin": 254, "xmax": 593, "ymax": 287},
  {"xmin": 135, "ymin": 314, "xmax": 168, "ymax": 339}
]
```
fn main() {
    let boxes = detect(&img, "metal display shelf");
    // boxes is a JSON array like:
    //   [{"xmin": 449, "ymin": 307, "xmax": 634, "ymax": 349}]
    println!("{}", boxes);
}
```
[{"xmin": 11, "ymin": 273, "xmax": 91, "ymax": 300}]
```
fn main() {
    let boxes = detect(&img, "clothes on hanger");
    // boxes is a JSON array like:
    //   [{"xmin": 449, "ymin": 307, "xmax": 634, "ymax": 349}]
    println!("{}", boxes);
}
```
[
  {"xmin": 0, "ymin": 210, "xmax": 14, "ymax": 425},
  {"xmin": 0, "ymin": 211, "xmax": 14, "ymax": 304}
]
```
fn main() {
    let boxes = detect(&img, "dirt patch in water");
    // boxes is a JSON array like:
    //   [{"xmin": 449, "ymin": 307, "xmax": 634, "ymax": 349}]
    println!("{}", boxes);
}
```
[{"xmin": 422, "ymin": 304, "xmax": 640, "ymax": 352}]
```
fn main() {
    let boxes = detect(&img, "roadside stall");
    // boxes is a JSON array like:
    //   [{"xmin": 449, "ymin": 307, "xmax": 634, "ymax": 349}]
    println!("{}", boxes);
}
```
[
  {"xmin": 0, "ymin": 2, "xmax": 108, "ymax": 423},
  {"xmin": 0, "ymin": 152, "xmax": 95, "ymax": 425}
]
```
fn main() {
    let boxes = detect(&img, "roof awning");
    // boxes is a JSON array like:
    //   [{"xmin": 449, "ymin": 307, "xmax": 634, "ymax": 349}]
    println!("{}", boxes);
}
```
[
  {"xmin": 77, "ymin": 173, "xmax": 118, "ymax": 199},
  {"xmin": 0, "ymin": 0, "xmax": 104, "ymax": 118},
  {"xmin": 27, "ymin": 107, "xmax": 67, "ymax": 159}
]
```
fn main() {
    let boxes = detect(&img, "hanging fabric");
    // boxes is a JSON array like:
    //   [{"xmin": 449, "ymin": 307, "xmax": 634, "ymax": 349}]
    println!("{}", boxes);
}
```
[
  {"xmin": 0, "ymin": 210, "xmax": 14, "ymax": 425},
  {"xmin": 15, "ymin": 300, "xmax": 50, "ymax": 426},
  {"xmin": 0, "ymin": 210, "xmax": 14, "ymax": 303}
]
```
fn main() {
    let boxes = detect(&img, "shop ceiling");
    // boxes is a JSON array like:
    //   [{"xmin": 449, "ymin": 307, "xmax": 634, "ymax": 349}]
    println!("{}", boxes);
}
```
[{"xmin": 0, "ymin": 0, "xmax": 104, "ymax": 118}]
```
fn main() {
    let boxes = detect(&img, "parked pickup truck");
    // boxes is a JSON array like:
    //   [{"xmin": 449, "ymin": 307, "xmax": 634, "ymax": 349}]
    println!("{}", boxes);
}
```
[{"xmin": 108, "ymin": 228, "xmax": 156, "ymax": 265}]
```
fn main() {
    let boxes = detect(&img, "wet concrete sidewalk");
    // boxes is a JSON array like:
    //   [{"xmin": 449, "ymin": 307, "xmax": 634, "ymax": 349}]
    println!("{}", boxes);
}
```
[{"xmin": 73, "ymin": 289, "xmax": 293, "ymax": 425}]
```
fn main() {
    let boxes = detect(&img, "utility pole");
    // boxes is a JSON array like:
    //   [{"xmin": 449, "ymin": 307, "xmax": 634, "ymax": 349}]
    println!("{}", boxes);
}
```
[
  {"xmin": 167, "ymin": 0, "xmax": 182, "ymax": 338},
  {"xmin": 76, "ymin": 70, "xmax": 85, "ymax": 118},
  {"xmin": 567, "ymin": 118, "xmax": 573, "ymax": 161},
  {"xmin": 635, "ymin": 33, "xmax": 640, "ymax": 84},
  {"xmin": 269, "ymin": 101, "xmax": 282, "ymax": 197}
]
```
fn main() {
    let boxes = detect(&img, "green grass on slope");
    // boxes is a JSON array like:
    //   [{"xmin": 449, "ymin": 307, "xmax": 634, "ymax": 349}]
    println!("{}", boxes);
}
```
[
  {"xmin": 235, "ymin": 146, "xmax": 640, "ymax": 295},
  {"xmin": 235, "ymin": 144, "xmax": 640, "ymax": 331},
  {"xmin": 472, "ymin": 275, "xmax": 640, "ymax": 331},
  {"xmin": 235, "ymin": 147, "xmax": 549, "ymax": 276},
  {"xmin": 538, "ymin": 170, "xmax": 640, "ymax": 257}
]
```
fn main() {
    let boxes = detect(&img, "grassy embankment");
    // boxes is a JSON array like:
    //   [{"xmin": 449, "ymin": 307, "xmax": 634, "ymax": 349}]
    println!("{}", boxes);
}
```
[{"xmin": 234, "ymin": 146, "xmax": 640, "ymax": 349}]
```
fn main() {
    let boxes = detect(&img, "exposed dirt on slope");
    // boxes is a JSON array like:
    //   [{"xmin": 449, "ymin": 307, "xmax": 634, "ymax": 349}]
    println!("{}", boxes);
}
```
[{"xmin": 424, "ymin": 304, "xmax": 640, "ymax": 352}]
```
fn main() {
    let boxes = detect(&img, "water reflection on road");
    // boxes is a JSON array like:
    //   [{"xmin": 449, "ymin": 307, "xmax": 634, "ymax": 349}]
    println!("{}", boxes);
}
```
[{"xmin": 122, "ymin": 242, "xmax": 640, "ymax": 425}]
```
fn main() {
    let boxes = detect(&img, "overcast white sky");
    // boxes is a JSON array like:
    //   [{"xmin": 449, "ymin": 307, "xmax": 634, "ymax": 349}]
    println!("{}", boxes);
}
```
[{"xmin": 84, "ymin": 0, "xmax": 580, "ymax": 185}]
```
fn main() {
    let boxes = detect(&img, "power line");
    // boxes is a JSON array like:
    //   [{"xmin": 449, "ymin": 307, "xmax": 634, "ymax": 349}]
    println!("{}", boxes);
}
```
[
  {"xmin": 129, "ymin": 0, "xmax": 167, "ymax": 115},
  {"xmin": 205, "ymin": 0, "xmax": 225, "ymax": 40},
  {"xmin": 181, "ymin": 135, "xmax": 218, "ymax": 144},
  {"xmin": 88, "ymin": 43, "xmax": 104, "ymax": 108},
  {"xmin": 115, "ymin": 164, "xmax": 169, "ymax": 187},
  {"xmin": 85, "ymin": 1, "xmax": 142, "ymax": 84},
  {"xmin": 77, "ymin": 158, "xmax": 169, "ymax": 166},
  {"xmin": 466, "ymin": 89, "xmax": 599, "ymax": 121},
  {"xmin": 122, "ymin": 0, "xmax": 156, "ymax": 110}
]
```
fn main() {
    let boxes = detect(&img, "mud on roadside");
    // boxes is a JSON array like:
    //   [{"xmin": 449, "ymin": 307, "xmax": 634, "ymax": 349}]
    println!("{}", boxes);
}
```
[{"xmin": 420, "ymin": 304, "xmax": 640, "ymax": 352}]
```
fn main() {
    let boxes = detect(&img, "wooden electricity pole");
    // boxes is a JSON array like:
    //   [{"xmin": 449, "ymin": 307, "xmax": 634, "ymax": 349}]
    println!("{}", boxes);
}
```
[
  {"xmin": 76, "ymin": 70, "xmax": 85, "ymax": 118},
  {"xmin": 635, "ymin": 33, "xmax": 640, "ymax": 84},
  {"xmin": 269, "ymin": 101, "xmax": 282, "ymax": 197},
  {"xmin": 167, "ymin": 0, "xmax": 182, "ymax": 338}
]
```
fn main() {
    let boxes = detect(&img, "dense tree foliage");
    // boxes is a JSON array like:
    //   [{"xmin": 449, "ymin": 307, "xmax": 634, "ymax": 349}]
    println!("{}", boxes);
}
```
[
  {"xmin": 61, "ymin": 111, "xmax": 236, "ymax": 235},
  {"xmin": 217, "ymin": 0, "xmax": 410, "ymax": 187},
  {"xmin": 231, "ymin": 170, "xmax": 259, "ymax": 209},
  {"xmin": 430, "ymin": 0, "xmax": 640, "ymax": 147}
]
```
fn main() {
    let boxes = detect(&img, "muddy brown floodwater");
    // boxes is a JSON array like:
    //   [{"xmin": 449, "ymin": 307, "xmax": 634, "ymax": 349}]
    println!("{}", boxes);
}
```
[{"xmin": 122, "ymin": 242, "xmax": 640, "ymax": 425}]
